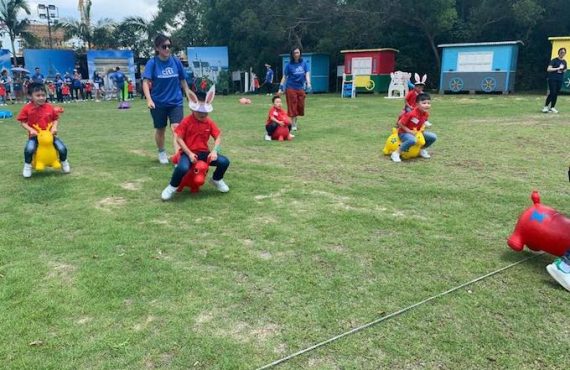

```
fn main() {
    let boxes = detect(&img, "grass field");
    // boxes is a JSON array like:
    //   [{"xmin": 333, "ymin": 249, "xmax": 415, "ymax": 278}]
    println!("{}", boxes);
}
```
[{"xmin": 0, "ymin": 92, "xmax": 569, "ymax": 369}]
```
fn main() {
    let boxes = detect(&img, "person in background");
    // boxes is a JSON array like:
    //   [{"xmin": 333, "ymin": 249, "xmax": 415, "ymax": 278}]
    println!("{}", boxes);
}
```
[
  {"xmin": 261, "ymin": 63, "xmax": 274, "ymax": 95},
  {"xmin": 278, "ymin": 47, "xmax": 311, "ymax": 131},
  {"xmin": 542, "ymin": 47, "xmax": 567, "ymax": 113},
  {"xmin": 110, "ymin": 67, "xmax": 127, "ymax": 102},
  {"xmin": 93, "ymin": 71, "xmax": 104, "ymax": 102},
  {"xmin": 31, "ymin": 67, "xmax": 45, "ymax": 84}
]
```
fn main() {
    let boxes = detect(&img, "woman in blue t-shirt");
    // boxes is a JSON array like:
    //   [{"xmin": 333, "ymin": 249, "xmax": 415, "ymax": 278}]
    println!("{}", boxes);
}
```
[
  {"xmin": 278, "ymin": 47, "xmax": 311, "ymax": 131},
  {"xmin": 542, "ymin": 47, "xmax": 567, "ymax": 113},
  {"xmin": 142, "ymin": 34, "xmax": 192, "ymax": 164}
]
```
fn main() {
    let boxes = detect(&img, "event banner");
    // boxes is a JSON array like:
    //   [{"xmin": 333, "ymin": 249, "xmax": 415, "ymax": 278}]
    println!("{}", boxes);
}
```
[
  {"xmin": 87, "ymin": 50, "xmax": 135, "ymax": 85},
  {"xmin": 0, "ymin": 49, "xmax": 12, "ymax": 73},
  {"xmin": 186, "ymin": 46, "xmax": 229, "ymax": 83},
  {"xmin": 22, "ymin": 49, "xmax": 76, "ymax": 78}
]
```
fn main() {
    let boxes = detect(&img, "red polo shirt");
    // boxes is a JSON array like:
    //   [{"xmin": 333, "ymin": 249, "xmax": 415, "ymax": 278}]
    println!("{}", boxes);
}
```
[
  {"xmin": 17, "ymin": 102, "xmax": 60, "ymax": 133},
  {"xmin": 266, "ymin": 106, "xmax": 290, "ymax": 126},
  {"xmin": 398, "ymin": 107, "xmax": 429, "ymax": 134},
  {"xmin": 175, "ymin": 114, "xmax": 221, "ymax": 153}
]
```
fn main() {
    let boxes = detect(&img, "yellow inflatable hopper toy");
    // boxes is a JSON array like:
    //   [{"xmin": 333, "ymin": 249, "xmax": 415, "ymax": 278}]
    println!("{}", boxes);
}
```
[
  {"xmin": 382, "ymin": 128, "xmax": 426, "ymax": 160},
  {"xmin": 32, "ymin": 123, "xmax": 61, "ymax": 171}
]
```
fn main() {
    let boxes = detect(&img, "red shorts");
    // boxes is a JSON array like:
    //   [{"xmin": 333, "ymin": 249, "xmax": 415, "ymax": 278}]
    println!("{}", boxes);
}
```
[{"xmin": 285, "ymin": 88, "xmax": 306, "ymax": 117}]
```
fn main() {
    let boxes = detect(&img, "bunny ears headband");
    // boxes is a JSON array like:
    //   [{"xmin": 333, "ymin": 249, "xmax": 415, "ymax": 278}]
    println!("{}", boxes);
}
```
[
  {"xmin": 414, "ymin": 73, "xmax": 427, "ymax": 86},
  {"xmin": 189, "ymin": 85, "xmax": 216, "ymax": 113}
]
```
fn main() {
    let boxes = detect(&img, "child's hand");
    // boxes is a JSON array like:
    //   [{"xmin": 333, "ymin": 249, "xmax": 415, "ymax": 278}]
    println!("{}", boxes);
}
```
[
  {"xmin": 208, "ymin": 151, "xmax": 218, "ymax": 162},
  {"xmin": 187, "ymin": 151, "xmax": 198, "ymax": 163},
  {"xmin": 29, "ymin": 128, "xmax": 38, "ymax": 136},
  {"xmin": 50, "ymin": 126, "xmax": 57, "ymax": 135}
]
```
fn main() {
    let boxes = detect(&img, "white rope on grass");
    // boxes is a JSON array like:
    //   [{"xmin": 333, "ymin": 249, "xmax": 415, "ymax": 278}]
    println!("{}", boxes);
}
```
[{"xmin": 257, "ymin": 253, "xmax": 543, "ymax": 369}]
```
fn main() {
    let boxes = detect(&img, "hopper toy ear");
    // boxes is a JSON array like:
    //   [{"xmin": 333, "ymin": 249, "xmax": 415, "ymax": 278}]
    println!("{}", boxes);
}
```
[
  {"xmin": 188, "ymin": 90, "xmax": 200, "ymax": 111},
  {"xmin": 46, "ymin": 122, "xmax": 53, "ymax": 131},
  {"xmin": 32, "ymin": 124, "xmax": 41, "ymax": 131}
]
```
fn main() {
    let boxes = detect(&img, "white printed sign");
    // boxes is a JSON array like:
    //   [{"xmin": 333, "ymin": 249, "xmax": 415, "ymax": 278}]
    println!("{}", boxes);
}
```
[{"xmin": 457, "ymin": 51, "xmax": 493, "ymax": 72}]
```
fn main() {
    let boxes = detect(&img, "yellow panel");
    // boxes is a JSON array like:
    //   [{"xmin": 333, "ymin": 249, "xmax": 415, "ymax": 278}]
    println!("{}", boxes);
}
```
[
  {"xmin": 354, "ymin": 75, "xmax": 371, "ymax": 88},
  {"xmin": 549, "ymin": 36, "xmax": 570, "ymax": 59}
]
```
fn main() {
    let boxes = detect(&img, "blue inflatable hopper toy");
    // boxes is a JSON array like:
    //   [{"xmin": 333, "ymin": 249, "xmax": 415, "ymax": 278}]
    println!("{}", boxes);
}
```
[{"xmin": 0, "ymin": 110, "xmax": 13, "ymax": 119}]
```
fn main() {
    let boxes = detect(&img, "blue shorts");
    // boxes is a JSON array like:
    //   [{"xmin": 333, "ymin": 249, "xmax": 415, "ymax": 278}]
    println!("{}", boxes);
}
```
[{"xmin": 150, "ymin": 105, "xmax": 184, "ymax": 129}]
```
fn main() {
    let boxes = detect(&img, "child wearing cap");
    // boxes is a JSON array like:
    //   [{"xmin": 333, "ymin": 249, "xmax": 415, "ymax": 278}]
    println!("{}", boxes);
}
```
[{"xmin": 161, "ymin": 82, "xmax": 230, "ymax": 200}]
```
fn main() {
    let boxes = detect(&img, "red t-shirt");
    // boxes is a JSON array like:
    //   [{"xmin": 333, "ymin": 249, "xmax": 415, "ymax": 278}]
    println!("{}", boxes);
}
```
[
  {"xmin": 128, "ymin": 83, "xmax": 134, "ymax": 92},
  {"xmin": 405, "ymin": 90, "xmax": 418, "ymax": 109},
  {"xmin": 175, "ymin": 114, "xmax": 221, "ymax": 153},
  {"xmin": 62, "ymin": 85, "xmax": 70, "ymax": 95},
  {"xmin": 17, "ymin": 102, "xmax": 60, "ymax": 134},
  {"xmin": 266, "ymin": 106, "xmax": 290, "ymax": 126},
  {"xmin": 0, "ymin": 85, "xmax": 5, "ymax": 96},
  {"xmin": 84, "ymin": 83, "xmax": 92, "ymax": 92},
  {"xmin": 398, "ymin": 107, "xmax": 429, "ymax": 134}
]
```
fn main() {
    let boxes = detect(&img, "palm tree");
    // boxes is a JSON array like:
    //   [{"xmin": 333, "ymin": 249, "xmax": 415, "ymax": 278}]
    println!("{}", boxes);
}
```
[
  {"xmin": 116, "ymin": 16, "xmax": 161, "ymax": 57},
  {"xmin": 58, "ymin": 1, "xmax": 116, "ymax": 50},
  {"xmin": 0, "ymin": 0, "xmax": 34, "ymax": 65}
]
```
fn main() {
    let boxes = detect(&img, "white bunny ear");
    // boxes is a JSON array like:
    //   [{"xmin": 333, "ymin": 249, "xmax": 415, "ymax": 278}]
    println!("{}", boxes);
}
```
[
  {"xmin": 421, "ymin": 74, "xmax": 427, "ymax": 84},
  {"xmin": 188, "ymin": 90, "xmax": 200, "ymax": 111},
  {"xmin": 205, "ymin": 85, "xmax": 216, "ymax": 105},
  {"xmin": 414, "ymin": 73, "xmax": 420, "ymax": 83}
]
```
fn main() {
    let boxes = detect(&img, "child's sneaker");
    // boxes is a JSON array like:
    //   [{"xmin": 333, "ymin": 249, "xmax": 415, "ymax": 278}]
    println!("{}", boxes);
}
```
[
  {"xmin": 424, "ymin": 120, "xmax": 432, "ymax": 127},
  {"xmin": 161, "ymin": 184, "xmax": 177, "ymax": 201},
  {"xmin": 210, "ymin": 178, "xmax": 229, "ymax": 192},
  {"xmin": 264, "ymin": 134, "xmax": 272, "ymax": 141},
  {"xmin": 22, "ymin": 163, "xmax": 32, "ymax": 178},
  {"xmin": 546, "ymin": 258, "xmax": 570, "ymax": 292},
  {"xmin": 542, "ymin": 106, "xmax": 550, "ymax": 113},
  {"xmin": 61, "ymin": 160, "xmax": 71, "ymax": 173},
  {"xmin": 419, "ymin": 149, "xmax": 431, "ymax": 159},
  {"xmin": 291, "ymin": 124, "xmax": 298, "ymax": 131},
  {"xmin": 158, "ymin": 150, "xmax": 169, "ymax": 164},
  {"xmin": 550, "ymin": 107, "xmax": 559, "ymax": 114},
  {"xmin": 391, "ymin": 151, "xmax": 401, "ymax": 163}
]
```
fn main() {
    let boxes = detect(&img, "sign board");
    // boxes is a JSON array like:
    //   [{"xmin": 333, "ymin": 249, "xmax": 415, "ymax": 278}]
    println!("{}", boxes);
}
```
[{"xmin": 457, "ymin": 51, "xmax": 493, "ymax": 72}]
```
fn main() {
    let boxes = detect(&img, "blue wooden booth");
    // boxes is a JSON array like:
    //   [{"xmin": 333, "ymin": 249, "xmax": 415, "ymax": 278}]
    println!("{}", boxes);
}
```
[
  {"xmin": 280, "ymin": 53, "xmax": 330, "ymax": 93},
  {"xmin": 438, "ymin": 41, "xmax": 523, "ymax": 94}
]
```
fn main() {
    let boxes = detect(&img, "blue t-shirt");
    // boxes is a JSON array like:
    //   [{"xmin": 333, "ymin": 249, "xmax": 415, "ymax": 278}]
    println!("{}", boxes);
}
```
[
  {"xmin": 265, "ymin": 68, "xmax": 274, "ymax": 83},
  {"xmin": 31, "ymin": 73, "xmax": 44, "ymax": 83},
  {"xmin": 111, "ymin": 71, "xmax": 126, "ymax": 86},
  {"xmin": 55, "ymin": 77, "xmax": 63, "ymax": 90},
  {"xmin": 142, "ymin": 56, "xmax": 187, "ymax": 108},
  {"xmin": 284, "ymin": 60, "xmax": 310, "ymax": 91}
]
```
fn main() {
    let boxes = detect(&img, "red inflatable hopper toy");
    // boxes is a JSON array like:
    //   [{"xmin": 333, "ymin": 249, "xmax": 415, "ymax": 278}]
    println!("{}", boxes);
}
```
[
  {"xmin": 272, "ymin": 125, "xmax": 292, "ymax": 141},
  {"xmin": 507, "ymin": 191, "xmax": 570, "ymax": 257},
  {"xmin": 171, "ymin": 152, "xmax": 209, "ymax": 193}
]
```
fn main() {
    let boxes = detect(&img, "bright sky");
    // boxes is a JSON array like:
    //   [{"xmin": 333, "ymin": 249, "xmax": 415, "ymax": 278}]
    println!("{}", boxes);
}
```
[{"xmin": 2, "ymin": 1, "xmax": 159, "ymax": 55}]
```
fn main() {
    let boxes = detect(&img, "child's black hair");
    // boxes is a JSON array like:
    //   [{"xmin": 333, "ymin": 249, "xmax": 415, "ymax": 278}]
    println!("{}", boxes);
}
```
[
  {"xmin": 416, "ymin": 92, "xmax": 431, "ymax": 103},
  {"xmin": 27, "ymin": 82, "xmax": 46, "ymax": 95},
  {"xmin": 271, "ymin": 95, "xmax": 281, "ymax": 103}
]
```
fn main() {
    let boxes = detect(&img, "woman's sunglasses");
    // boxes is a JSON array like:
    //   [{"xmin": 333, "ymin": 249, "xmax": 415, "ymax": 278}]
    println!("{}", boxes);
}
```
[{"xmin": 161, "ymin": 44, "xmax": 172, "ymax": 50}]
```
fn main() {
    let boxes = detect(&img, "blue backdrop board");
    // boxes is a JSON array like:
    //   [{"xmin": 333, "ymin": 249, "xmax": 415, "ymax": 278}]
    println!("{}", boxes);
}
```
[
  {"xmin": 0, "ymin": 49, "xmax": 12, "ymax": 73},
  {"xmin": 186, "ymin": 47, "xmax": 229, "ymax": 83},
  {"xmin": 438, "ymin": 41, "xmax": 523, "ymax": 94},
  {"xmin": 87, "ymin": 50, "xmax": 135, "ymax": 84},
  {"xmin": 280, "ymin": 53, "xmax": 330, "ymax": 93},
  {"xmin": 22, "ymin": 49, "xmax": 75, "ymax": 79}
]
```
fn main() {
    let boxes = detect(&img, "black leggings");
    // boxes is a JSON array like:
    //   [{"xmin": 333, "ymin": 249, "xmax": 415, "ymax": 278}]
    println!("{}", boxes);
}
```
[{"xmin": 545, "ymin": 79, "xmax": 563, "ymax": 108}]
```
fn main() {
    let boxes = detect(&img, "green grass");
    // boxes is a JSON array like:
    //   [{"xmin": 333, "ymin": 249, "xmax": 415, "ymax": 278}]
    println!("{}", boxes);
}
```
[{"xmin": 0, "ymin": 93, "xmax": 568, "ymax": 369}]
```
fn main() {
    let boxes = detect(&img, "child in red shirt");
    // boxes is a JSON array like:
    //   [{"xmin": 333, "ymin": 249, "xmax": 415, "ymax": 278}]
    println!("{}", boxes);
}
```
[
  {"xmin": 17, "ymin": 82, "xmax": 70, "ymax": 177},
  {"xmin": 127, "ymin": 80, "xmax": 134, "ymax": 100},
  {"xmin": 84, "ymin": 81, "xmax": 93, "ymax": 100},
  {"xmin": 391, "ymin": 93, "xmax": 437, "ymax": 163},
  {"xmin": 264, "ymin": 95, "xmax": 294, "ymax": 141},
  {"xmin": 161, "ymin": 84, "xmax": 230, "ymax": 200},
  {"xmin": 0, "ymin": 84, "xmax": 6, "ymax": 105},
  {"xmin": 62, "ymin": 84, "xmax": 71, "ymax": 103},
  {"xmin": 47, "ymin": 82, "xmax": 56, "ymax": 102}
]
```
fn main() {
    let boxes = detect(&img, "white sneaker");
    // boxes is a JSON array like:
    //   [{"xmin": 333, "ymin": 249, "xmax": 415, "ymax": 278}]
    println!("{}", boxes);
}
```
[
  {"xmin": 210, "ymin": 178, "xmax": 229, "ymax": 193},
  {"xmin": 424, "ymin": 120, "xmax": 432, "ymax": 127},
  {"xmin": 61, "ymin": 160, "xmax": 71, "ymax": 173},
  {"xmin": 161, "ymin": 184, "xmax": 177, "ymax": 201},
  {"xmin": 546, "ymin": 258, "xmax": 570, "ymax": 292},
  {"xmin": 289, "ymin": 133, "xmax": 295, "ymax": 138},
  {"xmin": 391, "ymin": 151, "xmax": 401, "ymax": 163},
  {"xmin": 22, "ymin": 163, "xmax": 32, "ymax": 178},
  {"xmin": 550, "ymin": 107, "xmax": 559, "ymax": 114},
  {"xmin": 158, "ymin": 151, "xmax": 169, "ymax": 164},
  {"xmin": 419, "ymin": 149, "xmax": 431, "ymax": 159},
  {"xmin": 542, "ymin": 106, "xmax": 550, "ymax": 113},
  {"xmin": 291, "ymin": 124, "xmax": 297, "ymax": 131},
  {"xmin": 264, "ymin": 134, "xmax": 272, "ymax": 141}
]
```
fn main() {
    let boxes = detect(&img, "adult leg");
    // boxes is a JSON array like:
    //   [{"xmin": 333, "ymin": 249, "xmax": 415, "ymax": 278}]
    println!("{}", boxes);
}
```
[
  {"xmin": 168, "ymin": 106, "xmax": 184, "ymax": 153},
  {"xmin": 545, "ymin": 79, "xmax": 557, "ymax": 107},
  {"xmin": 550, "ymin": 80, "xmax": 563, "ymax": 108}
]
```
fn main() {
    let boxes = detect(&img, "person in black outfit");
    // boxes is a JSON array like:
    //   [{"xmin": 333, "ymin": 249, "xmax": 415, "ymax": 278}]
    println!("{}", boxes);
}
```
[{"xmin": 542, "ymin": 47, "xmax": 567, "ymax": 113}]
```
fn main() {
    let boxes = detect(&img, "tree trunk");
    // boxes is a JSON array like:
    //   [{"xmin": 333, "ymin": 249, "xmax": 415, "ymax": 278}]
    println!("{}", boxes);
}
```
[{"xmin": 10, "ymin": 36, "xmax": 17, "ymax": 66}]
